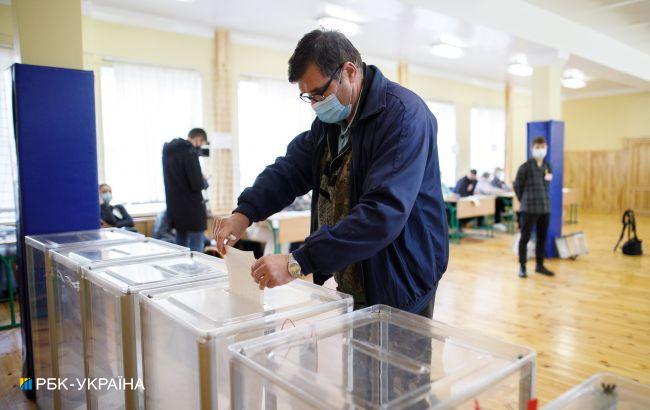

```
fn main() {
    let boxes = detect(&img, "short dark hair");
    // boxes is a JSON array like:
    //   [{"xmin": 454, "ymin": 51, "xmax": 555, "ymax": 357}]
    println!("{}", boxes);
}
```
[
  {"xmin": 470, "ymin": 169, "xmax": 477, "ymax": 175},
  {"xmin": 288, "ymin": 29, "xmax": 362, "ymax": 83},
  {"xmin": 482, "ymin": 172, "xmax": 491, "ymax": 179},
  {"xmin": 99, "ymin": 183, "xmax": 109, "ymax": 190},
  {"xmin": 532, "ymin": 136, "xmax": 547, "ymax": 146},
  {"xmin": 188, "ymin": 128, "xmax": 207, "ymax": 141}
]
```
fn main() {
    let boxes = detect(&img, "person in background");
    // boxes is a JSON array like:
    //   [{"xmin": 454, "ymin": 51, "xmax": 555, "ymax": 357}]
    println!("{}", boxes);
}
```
[
  {"xmin": 152, "ymin": 210, "xmax": 176, "ymax": 243},
  {"xmin": 514, "ymin": 136, "xmax": 555, "ymax": 278},
  {"xmin": 476, "ymin": 172, "xmax": 501, "ymax": 196},
  {"xmin": 162, "ymin": 128, "xmax": 209, "ymax": 252},
  {"xmin": 454, "ymin": 169, "xmax": 477, "ymax": 197},
  {"xmin": 491, "ymin": 167, "xmax": 511, "ymax": 191},
  {"xmin": 99, "ymin": 184, "xmax": 136, "ymax": 231},
  {"xmin": 476, "ymin": 172, "xmax": 507, "ymax": 231},
  {"xmin": 213, "ymin": 29, "xmax": 448, "ymax": 318}
]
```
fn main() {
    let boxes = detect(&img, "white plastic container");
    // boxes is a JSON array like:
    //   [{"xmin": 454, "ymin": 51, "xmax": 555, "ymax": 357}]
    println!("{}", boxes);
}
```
[
  {"xmin": 229, "ymin": 304, "xmax": 537, "ymax": 410},
  {"xmin": 543, "ymin": 372, "xmax": 650, "ymax": 410},
  {"xmin": 140, "ymin": 278, "xmax": 353, "ymax": 409},
  {"xmin": 49, "ymin": 238, "xmax": 188, "ymax": 409},
  {"xmin": 24, "ymin": 228, "xmax": 143, "ymax": 409},
  {"xmin": 82, "ymin": 252, "xmax": 228, "ymax": 410}
]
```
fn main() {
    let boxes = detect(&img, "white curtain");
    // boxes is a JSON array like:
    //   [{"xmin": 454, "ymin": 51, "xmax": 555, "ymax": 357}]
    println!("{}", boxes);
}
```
[
  {"xmin": 237, "ymin": 77, "xmax": 314, "ymax": 194},
  {"xmin": 0, "ymin": 67, "xmax": 16, "ymax": 213},
  {"xmin": 470, "ymin": 106, "xmax": 505, "ymax": 175},
  {"xmin": 100, "ymin": 63, "xmax": 203, "ymax": 204},
  {"xmin": 426, "ymin": 100, "xmax": 457, "ymax": 187}
]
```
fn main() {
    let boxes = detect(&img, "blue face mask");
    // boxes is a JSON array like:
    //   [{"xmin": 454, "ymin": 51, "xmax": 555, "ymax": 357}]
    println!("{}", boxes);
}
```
[
  {"xmin": 312, "ymin": 89, "xmax": 351, "ymax": 123},
  {"xmin": 101, "ymin": 192, "xmax": 112, "ymax": 204}
]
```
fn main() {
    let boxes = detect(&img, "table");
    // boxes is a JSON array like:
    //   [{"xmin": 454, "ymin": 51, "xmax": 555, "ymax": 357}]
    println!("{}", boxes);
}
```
[
  {"xmin": 267, "ymin": 211, "xmax": 311, "ymax": 253},
  {"xmin": 0, "ymin": 231, "xmax": 20, "ymax": 331},
  {"xmin": 444, "ymin": 195, "xmax": 496, "ymax": 243}
]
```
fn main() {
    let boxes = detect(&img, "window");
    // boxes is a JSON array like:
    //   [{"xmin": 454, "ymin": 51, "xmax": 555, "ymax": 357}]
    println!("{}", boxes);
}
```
[
  {"xmin": 100, "ymin": 63, "xmax": 203, "ymax": 204},
  {"xmin": 470, "ymin": 107, "xmax": 505, "ymax": 175},
  {"xmin": 0, "ymin": 66, "xmax": 17, "ymax": 216},
  {"xmin": 237, "ymin": 77, "xmax": 314, "ymax": 193},
  {"xmin": 425, "ymin": 101, "xmax": 457, "ymax": 186}
]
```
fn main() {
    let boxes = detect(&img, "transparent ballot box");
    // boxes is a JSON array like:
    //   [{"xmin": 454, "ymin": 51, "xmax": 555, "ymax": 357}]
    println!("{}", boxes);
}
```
[
  {"xmin": 544, "ymin": 372, "xmax": 650, "ymax": 410},
  {"xmin": 229, "ymin": 305, "xmax": 537, "ymax": 410},
  {"xmin": 140, "ymin": 278, "xmax": 353, "ymax": 409},
  {"xmin": 82, "ymin": 252, "xmax": 228, "ymax": 410},
  {"xmin": 49, "ymin": 238, "xmax": 187, "ymax": 409},
  {"xmin": 24, "ymin": 228, "xmax": 143, "ymax": 408}
]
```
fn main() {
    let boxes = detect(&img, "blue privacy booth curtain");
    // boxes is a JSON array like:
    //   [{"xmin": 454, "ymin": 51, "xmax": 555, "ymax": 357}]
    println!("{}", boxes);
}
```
[
  {"xmin": 10, "ymin": 64, "xmax": 100, "ymax": 397},
  {"xmin": 526, "ymin": 120, "xmax": 564, "ymax": 258}
]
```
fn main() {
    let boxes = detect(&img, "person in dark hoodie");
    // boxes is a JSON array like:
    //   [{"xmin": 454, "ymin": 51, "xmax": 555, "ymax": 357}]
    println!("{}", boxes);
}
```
[
  {"xmin": 213, "ymin": 29, "xmax": 448, "ymax": 317},
  {"xmin": 162, "ymin": 128, "xmax": 209, "ymax": 252}
]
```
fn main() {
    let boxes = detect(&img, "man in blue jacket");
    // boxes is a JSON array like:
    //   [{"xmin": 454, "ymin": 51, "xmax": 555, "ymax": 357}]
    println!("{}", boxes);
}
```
[{"xmin": 214, "ymin": 29, "xmax": 448, "ymax": 317}]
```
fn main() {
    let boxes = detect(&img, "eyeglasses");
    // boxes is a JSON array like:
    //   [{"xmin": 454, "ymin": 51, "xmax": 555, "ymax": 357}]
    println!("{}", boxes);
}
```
[{"xmin": 299, "ymin": 64, "xmax": 344, "ymax": 103}]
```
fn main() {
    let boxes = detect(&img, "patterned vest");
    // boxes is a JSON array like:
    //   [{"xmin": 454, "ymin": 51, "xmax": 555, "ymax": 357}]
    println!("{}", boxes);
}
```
[{"xmin": 317, "ymin": 137, "xmax": 366, "ymax": 306}]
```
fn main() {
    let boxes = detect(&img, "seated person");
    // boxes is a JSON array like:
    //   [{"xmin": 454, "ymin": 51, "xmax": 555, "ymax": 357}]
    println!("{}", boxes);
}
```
[
  {"xmin": 491, "ymin": 167, "xmax": 511, "ymax": 191},
  {"xmin": 454, "ymin": 169, "xmax": 477, "ymax": 197},
  {"xmin": 99, "ymin": 184, "xmax": 136, "ymax": 231},
  {"xmin": 476, "ymin": 172, "xmax": 503, "ymax": 195},
  {"xmin": 476, "ymin": 172, "xmax": 508, "ymax": 229}
]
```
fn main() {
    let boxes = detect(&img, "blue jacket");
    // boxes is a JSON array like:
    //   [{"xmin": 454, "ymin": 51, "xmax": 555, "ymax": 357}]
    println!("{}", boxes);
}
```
[{"xmin": 235, "ymin": 65, "xmax": 449, "ymax": 313}]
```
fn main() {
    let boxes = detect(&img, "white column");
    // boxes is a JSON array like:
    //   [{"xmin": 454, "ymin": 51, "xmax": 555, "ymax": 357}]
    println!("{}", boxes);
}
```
[{"xmin": 531, "ymin": 61, "xmax": 563, "ymax": 121}]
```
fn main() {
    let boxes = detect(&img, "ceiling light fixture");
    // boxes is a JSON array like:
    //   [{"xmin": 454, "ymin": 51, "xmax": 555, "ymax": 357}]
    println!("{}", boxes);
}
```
[
  {"xmin": 316, "ymin": 16, "xmax": 361, "ymax": 36},
  {"xmin": 430, "ymin": 35, "xmax": 466, "ymax": 60},
  {"xmin": 430, "ymin": 43, "xmax": 464, "ymax": 59},
  {"xmin": 507, "ymin": 54, "xmax": 533, "ymax": 77},
  {"xmin": 324, "ymin": 4, "xmax": 362, "ymax": 23},
  {"xmin": 562, "ymin": 68, "xmax": 586, "ymax": 89}
]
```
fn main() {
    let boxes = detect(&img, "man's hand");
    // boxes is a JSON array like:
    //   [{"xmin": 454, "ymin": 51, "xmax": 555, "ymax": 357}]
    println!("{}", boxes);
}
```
[
  {"xmin": 213, "ymin": 212, "xmax": 250, "ymax": 255},
  {"xmin": 251, "ymin": 254, "xmax": 294, "ymax": 290},
  {"xmin": 100, "ymin": 220, "xmax": 110, "ymax": 228}
]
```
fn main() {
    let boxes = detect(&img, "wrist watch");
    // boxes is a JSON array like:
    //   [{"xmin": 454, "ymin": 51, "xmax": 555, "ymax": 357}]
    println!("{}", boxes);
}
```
[{"xmin": 287, "ymin": 253, "xmax": 302, "ymax": 279}]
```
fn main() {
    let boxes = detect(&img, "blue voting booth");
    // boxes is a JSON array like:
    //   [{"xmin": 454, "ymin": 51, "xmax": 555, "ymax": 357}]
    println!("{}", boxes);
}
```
[
  {"xmin": 9, "ymin": 64, "xmax": 99, "ymax": 393},
  {"xmin": 526, "ymin": 120, "xmax": 564, "ymax": 258}
]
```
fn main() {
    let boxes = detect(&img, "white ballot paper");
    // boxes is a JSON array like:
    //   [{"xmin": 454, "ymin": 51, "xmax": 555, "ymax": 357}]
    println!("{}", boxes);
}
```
[{"xmin": 224, "ymin": 246, "xmax": 263, "ymax": 306}]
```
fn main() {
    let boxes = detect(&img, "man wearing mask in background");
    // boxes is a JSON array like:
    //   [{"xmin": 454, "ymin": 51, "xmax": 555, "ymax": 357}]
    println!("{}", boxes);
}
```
[
  {"xmin": 514, "ymin": 137, "xmax": 555, "ymax": 278},
  {"xmin": 162, "ymin": 128, "xmax": 209, "ymax": 252},
  {"xmin": 99, "ymin": 183, "xmax": 136, "ymax": 231},
  {"xmin": 213, "ymin": 29, "xmax": 448, "ymax": 317},
  {"xmin": 491, "ymin": 167, "xmax": 511, "ymax": 191}
]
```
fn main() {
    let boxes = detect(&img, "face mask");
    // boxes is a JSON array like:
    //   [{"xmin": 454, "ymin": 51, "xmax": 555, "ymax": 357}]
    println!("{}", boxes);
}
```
[
  {"xmin": 312, "ymin": 81, "xmax": 352, "ymax": 124},
  {"xmin": 101, "ymin": 192, "xmax": 112, "ymax": 204},
  {"xmin": 532, "ymin": 148, "xmax": 547, "ymax": 160},
  {"xmin": 496, "ymin": 172, "xmax": 504, "ymax": 180}
]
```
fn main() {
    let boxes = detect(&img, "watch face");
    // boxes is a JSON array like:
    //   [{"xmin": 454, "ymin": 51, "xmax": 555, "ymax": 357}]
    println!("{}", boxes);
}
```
[{"xmin": 289, "ymin": 262, "xmax": 301, "ymax": 277}]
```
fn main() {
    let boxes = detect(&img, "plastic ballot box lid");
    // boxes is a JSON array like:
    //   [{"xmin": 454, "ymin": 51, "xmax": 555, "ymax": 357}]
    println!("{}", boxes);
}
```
[
  {"xmin": 544, "ymin": 373, "xmax": 650, "ymax": 410},
  {"xmin": 228, "ymin": 304, "xmax": 537, "ymax": 410},
  {"xmin": 52, "ymin": 237, "xmax": 188, "ymax": 269},
  {"xmin": 141, "ymin": 277, "xmax": 352, "ymax": 337},
  {"xmin": 83, "ymin": 252, "xmax": 228, "ymax": 294},
  {"xmin": 25, "ymin": 227, "xmax": 142, "ymax": 251}
]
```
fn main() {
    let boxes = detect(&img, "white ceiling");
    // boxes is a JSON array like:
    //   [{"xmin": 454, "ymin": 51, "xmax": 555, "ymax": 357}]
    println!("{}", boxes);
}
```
[
  {"xmin": 84, "ymin": 0, "xmax": 650, "ymax": 98},
  {"xmin": 524, "ymin": 0, "xmax": 650, "ymax": 55}
]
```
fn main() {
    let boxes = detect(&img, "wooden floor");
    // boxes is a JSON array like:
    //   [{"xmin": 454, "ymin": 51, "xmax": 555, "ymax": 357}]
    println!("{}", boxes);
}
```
[{"xmin": 1, "ymin": 210, "xmax": 648, "ymax": 408}]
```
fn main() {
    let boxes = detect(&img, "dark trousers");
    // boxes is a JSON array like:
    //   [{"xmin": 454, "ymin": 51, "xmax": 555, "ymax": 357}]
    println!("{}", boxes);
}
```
[
  {"xmin": 518, "ymin": 212, "xmax": 550, "ymax": 265},
  {"xmin": 495, "ymin": 197, "xmax": 507, "ymax": 223}
]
